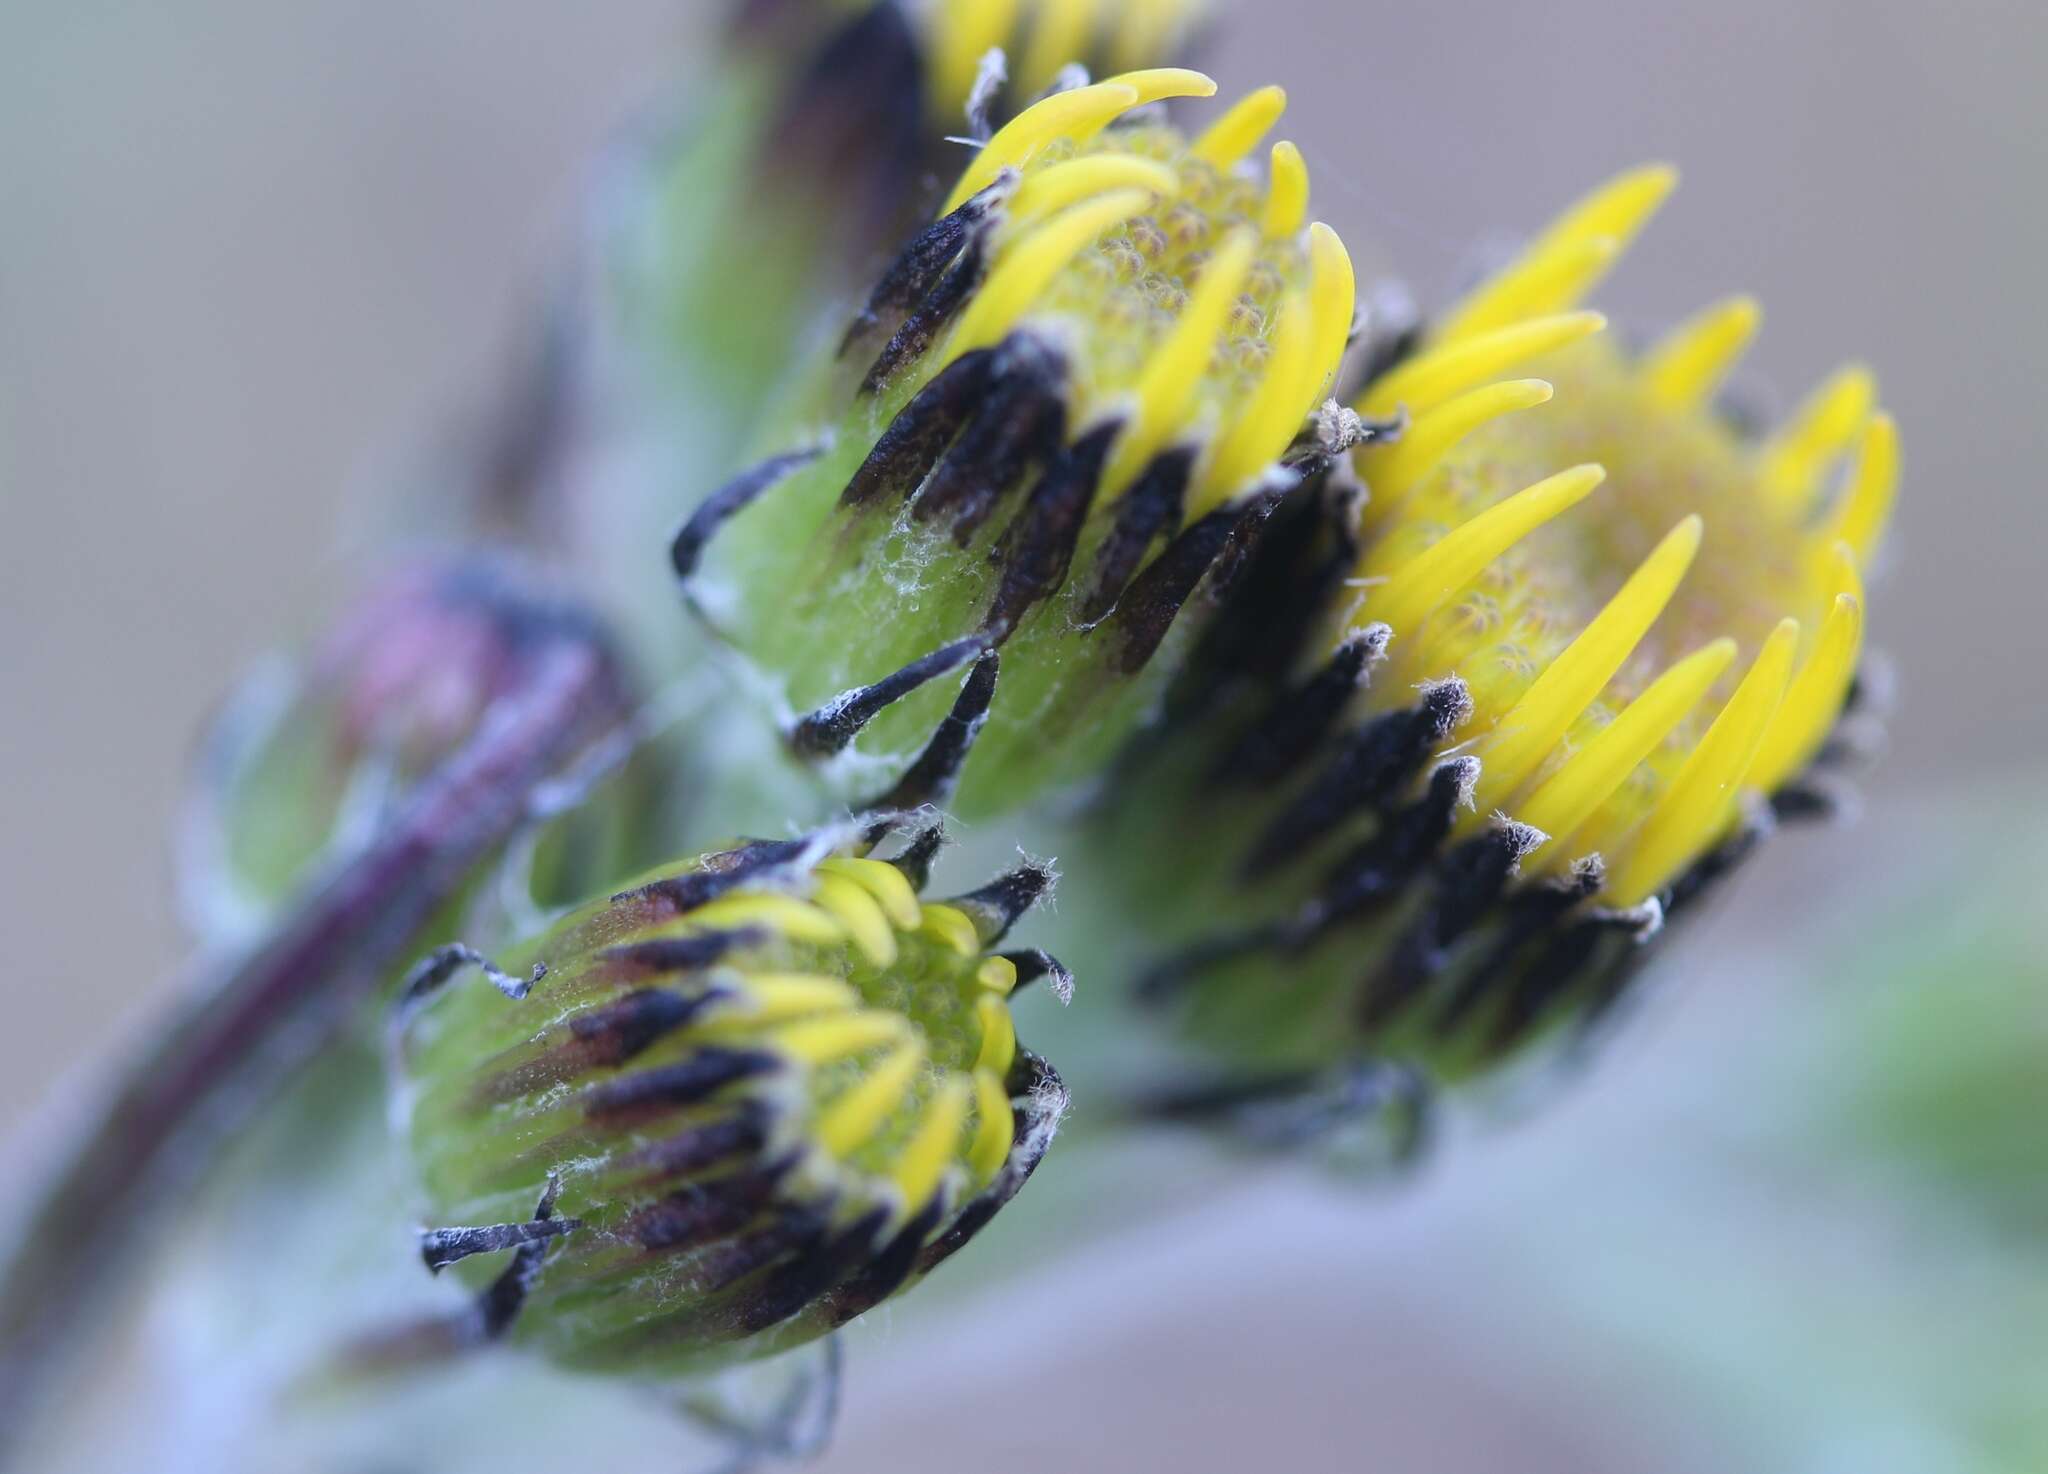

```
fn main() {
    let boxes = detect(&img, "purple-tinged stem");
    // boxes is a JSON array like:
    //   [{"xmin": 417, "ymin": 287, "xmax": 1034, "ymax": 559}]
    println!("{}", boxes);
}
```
[{"xmin": 0, "ymin": 633, "xmax": 623, "ymax": 1454}]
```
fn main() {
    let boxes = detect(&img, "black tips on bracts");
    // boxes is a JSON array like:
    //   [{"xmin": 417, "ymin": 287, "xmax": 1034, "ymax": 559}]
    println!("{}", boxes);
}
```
[
  {"xmin": 1000, "ymin": 948, "xmax": 1075, "ymax": 1004},
  {"xmin": 840, "ymin": 181, "xmax": 1008, "ymax": 363},
  {"xmin": 790, "ymin": 634, "xmax": 989, "ymax": 758},
  {"xmin": 420, "ymin": 1214, "xmax": 581, "ymax": 1274},
  {"xmin": 863, "ymin": 650, "xmax": 999, "ymax": 811},
  {"xmin": 672, "ymin": 448, "xmax": 822, "ymax": 583},
  {"xmin": 985, "ymin": 422, "xmax": 1120, "ymax": 639},
  {"xmin": 946, "ymin": 859, "xmax": 1056, "ymax": 947},
  {"xmin": 1215, "ymin": 623, "xmax": 1388, "ymax": 784},
  {"xmin": 1245, "ymin": 678, "xmax": 1473, "ymax": 874}
]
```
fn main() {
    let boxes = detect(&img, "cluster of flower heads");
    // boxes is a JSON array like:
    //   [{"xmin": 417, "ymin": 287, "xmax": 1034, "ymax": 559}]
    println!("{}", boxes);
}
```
[
  {"xmin": 393, "ymin": 819, "xmax": 1067, "ymax": 1376},
  {"xmin": 1126, "ymin": 167, "xmax": 1896, "ymax": 1085},
  {"xmin": 679, "ymin": 70, "xmax": 1357, "ymax": 812},
  {"xmin": 401, "ymin": 17, "xmax": 1898, "ymax": 1401}
]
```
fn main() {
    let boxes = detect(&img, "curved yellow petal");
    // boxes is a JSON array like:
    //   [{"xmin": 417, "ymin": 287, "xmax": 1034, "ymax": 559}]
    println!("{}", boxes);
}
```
[
  {"xmin": 1604, "ymin": 617, "xmax": 1800, "ymax": 905},
  {"xmin": 1364, "ymin": 464, "xmax": 1606, "ymax": 637},
  {"xmin": 940, "ymin": 188, "xmax": 1153, "ymax": 365},
  {"xmin": 943, "ymin": 81, "xmax": 1141, "ymax": 213},
  {"xmin": 890, "ymin": 1076, "xmax": 971, "ymax": 1211},
  {"xmin": 1190, "ymin": 84, "xmax": 1287, "ymax": 169},
  {"xmin": 1099, "ymin": 227, "xmax": 1256, "ymax": 497},
  {"xmin": 1007, "ymin": 155, "xmax": 1178, "ymax": 227},
  {"xmin": 1641, "ymin": 295, "xmax": 1761, "ymax": 413},
  {"xmin": 1746, "ymin": 552, "xmax": 1865, "ymax": 793},
  {"xmin": 1758, "ymin": 362, "xmax": 1876, "ymax": 512},
  {"xmin": 1358, "ymin": 311, "xmax": 1606, "ymax": 419},
  {"xmin": 1260, "ymin": 141, "xmax": 1309, "ymax": 238},
  {"xmin": 968, "ymin": 1068, "xmax": 1014, "ymax": 1184},
  {"xmin": 1362, "ymin": 378, "xmax": 1553, "ymax": 508},
  {"xmin": 1469, "ymin": 515, "xmax": 1703, "ymax": 816},
  {"xmin": 816, "ymin": 1039, "xmax": 927, "ymax": 1156},
  {"xmin": 1817, "ymin": 411, "xmax": 1898, "ymax": 565},
  {"xmin": 1519, "ymin": 638, "xmax": 1739, "ymax": 858}
]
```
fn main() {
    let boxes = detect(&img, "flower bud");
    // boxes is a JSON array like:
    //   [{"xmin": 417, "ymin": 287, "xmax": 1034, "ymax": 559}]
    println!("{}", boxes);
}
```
[
  {"xmin": 392, "ymin": 822, "xmax": 1068, "ymax": 1375},
  {"xmin": 1111, "ymin": 167, "xmax": 1898, "ymax": 1106},
  {"xmin": 181, "ymin": 557, "xmax": 644, "ymax": 940},
  {"xmin": 677, "ymin": 73, "xmax": 1359, "ymax": 815}
]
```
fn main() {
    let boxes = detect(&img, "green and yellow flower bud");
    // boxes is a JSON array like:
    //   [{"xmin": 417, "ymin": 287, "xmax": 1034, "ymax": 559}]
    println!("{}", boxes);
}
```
[
  {"xmin": 1108, "ymin": 167, "xmax": 1898, "ymax": 1106},
  {"xmin": 676, "ymin": 72, "xmax": 1359, "ymax": 815},
  {"xmin": 392, "ymin": 824, "xmax": 1067, "ymax": 1376}
]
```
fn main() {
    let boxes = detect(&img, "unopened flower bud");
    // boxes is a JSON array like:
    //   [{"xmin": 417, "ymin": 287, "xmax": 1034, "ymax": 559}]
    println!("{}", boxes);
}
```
[
  {"xmin": 182, "ymin": 557, "xmax": 643, "ymax": 939},
  {"xmin": 392, "ymin": 822, "xmax": 1068, "ymax": 1375},
  {"xmin": 678, "ymin": 72, "xmax": 1358, "ymax": 815}
]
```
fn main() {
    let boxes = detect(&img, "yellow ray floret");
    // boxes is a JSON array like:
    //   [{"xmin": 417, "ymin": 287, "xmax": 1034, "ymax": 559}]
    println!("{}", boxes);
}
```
[
  {"xmin": 774, "ymin": 1010, "xmax": 914, "ymax": 1065},
  {"xmin": 919, "ymin": 902, "xmax": 984, "ymax": 958},
  {"xmin": 1640, "ymin": 295, "xmax": 1762, "ymax": 413},
  {"xmin": 1747, "ymin": 550, "xmax": 1865, "ymax": 793},
  {"xmin": 1358, "ymin": 311, "xmax": 1606, "ymax": 420},
  {"xmin": 890, "ymin": 1076, "xmax": 971, "ymax": 1211},
  {"xmin": 1467, "ymin": 514, "xmax": 1704, "ymax": 816},
  {"xmin": 1100, "ymin": 229, "xmax": 1256, "ymax": 496},
  {"xmin": 943, "ymin": 188, "xmax": 1155, "ymax": 364},
  {"xmin": 1432, "ymin": 165, "xmax": 1675, "ymax": 345},
  {"xmin": 1603, "ymin": 617, "xmax": 1800, "ymax": 905},
  {"xmin": 968, "ymin": 1068, "xmax": 1014, "ymax": 1183},
  {"xmin": 1190, "ymin": 84, "xmax": 1287, "ymax": 168},
  {"xmin": 975, "ymin": 955, "xmax": 1020, "ymax": 995},
  {"xmin": 1363, "ymin": 378, "xmax": 1555, "ymax": 508},
  {"xmin": 973, "ymin": 992, "xmax": 1019, "ymax": 1078},
  {"xmin": 1758, "ymin": 362, "xmax": 1877, "ymax": 511},
  {"xmin": 816, "ymin": 1038, "xmax": 927, "ymax": 1156},
  {"xmin": 811, "ymin": 871, "xmax": 898, "ymax": 966},
  {"xmin": 954, "ymin": 67, "xmax": 1218, "ymax": 205},
  {"xmin": 1302, "ymin": 221, "xmax": 1356, "ymax": 401},
  {"xmin": 1517, "ymin": 638, "xmax": 1739, "ymax": 863},
  {"xmin": 728, "ymin": 973, "xmax": 861, "ymax": 1024},
  {"xmin": 1817, "ymin": 411, "xmax": 1899, "ymax": 565},
  {"xmin": 682, "ymin": 892, "xmax": 847, "ymax": 946},
  {"xmin": 1360, "ymin": 464, "xmax": 1607, "ymax": 637},
  {"xmin": 1008, "ymin": 155, "xmax": 1181, "ymax": 227},
  {"xmin": 1260, "ymin": 142, "xmax": 1309, "ymax": 238},
  {"xmin": 816, "ymin": 856, "xmax": 922, "ymax": 931}
]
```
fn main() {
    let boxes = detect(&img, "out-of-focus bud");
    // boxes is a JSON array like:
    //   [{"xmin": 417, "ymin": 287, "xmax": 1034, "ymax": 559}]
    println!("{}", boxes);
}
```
[
  {"xmin": 181, "ymin": 557, "xmax": 648, "ymax": 941},
  {"xmin": 1099, "ymin": 168, "xmax": 1898, "ymax": 1134},
  {"xmin": 675, "ymin": 73, "xmax": 1362, "ymax": 815},
  {"xmin": 391, "ymin": 821, "xmax": 1069, "ymax": 1375}
]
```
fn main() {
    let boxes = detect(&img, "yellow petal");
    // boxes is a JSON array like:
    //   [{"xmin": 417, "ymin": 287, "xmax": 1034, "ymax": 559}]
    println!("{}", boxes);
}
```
[
  {"xmin": 1604, "ymin": 618, "xmax": 1800, "ymax": 905},
  {"xmin": 1358, "ymin": 311, "xmax": 1606, "ymax": 420},
  {"xmin": 1365, "ymin": 464, "xmax": 1606, "ymax": 637},
  {"xmin": 1469, "ymin": 515, "xmax": 1703, "ymax": 816}
]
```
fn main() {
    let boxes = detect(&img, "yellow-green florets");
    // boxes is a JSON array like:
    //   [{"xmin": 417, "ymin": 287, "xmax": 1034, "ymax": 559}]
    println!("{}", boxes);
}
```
[
  {"xmin": 392, "ymin": 823, "xmax": 1067, "ymax": 1375},
  {"xmin": 1103, "ymin": 167, "xmax": 1897, "ymax": 1117},
  {"xmin": 675, "ymin": 72, "xmax": 1360, "ymax": 817}
]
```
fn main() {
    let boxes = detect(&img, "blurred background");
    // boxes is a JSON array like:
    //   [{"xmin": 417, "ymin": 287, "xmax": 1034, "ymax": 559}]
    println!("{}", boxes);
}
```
[{"xmin": 3, "ymin": 2, "xmax": 2044, "ymax": 1470}]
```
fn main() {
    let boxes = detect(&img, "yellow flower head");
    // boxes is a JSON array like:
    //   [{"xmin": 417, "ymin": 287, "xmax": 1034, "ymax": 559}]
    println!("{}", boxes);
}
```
[
  {"xmin": 1124, "ymin": 166, "xmax": 1896, "ymax": 1090},
  {"xmin": 1344, "ymin": 164, "xmax": 1891, "ymax": 909},
  {"xmin": 678, "ymin": 72, "xmax": 1359, "ymax": 814},
  {"xmin": 394, "ymin": 822, "xmax": 1067, "ymax": 1375}
]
